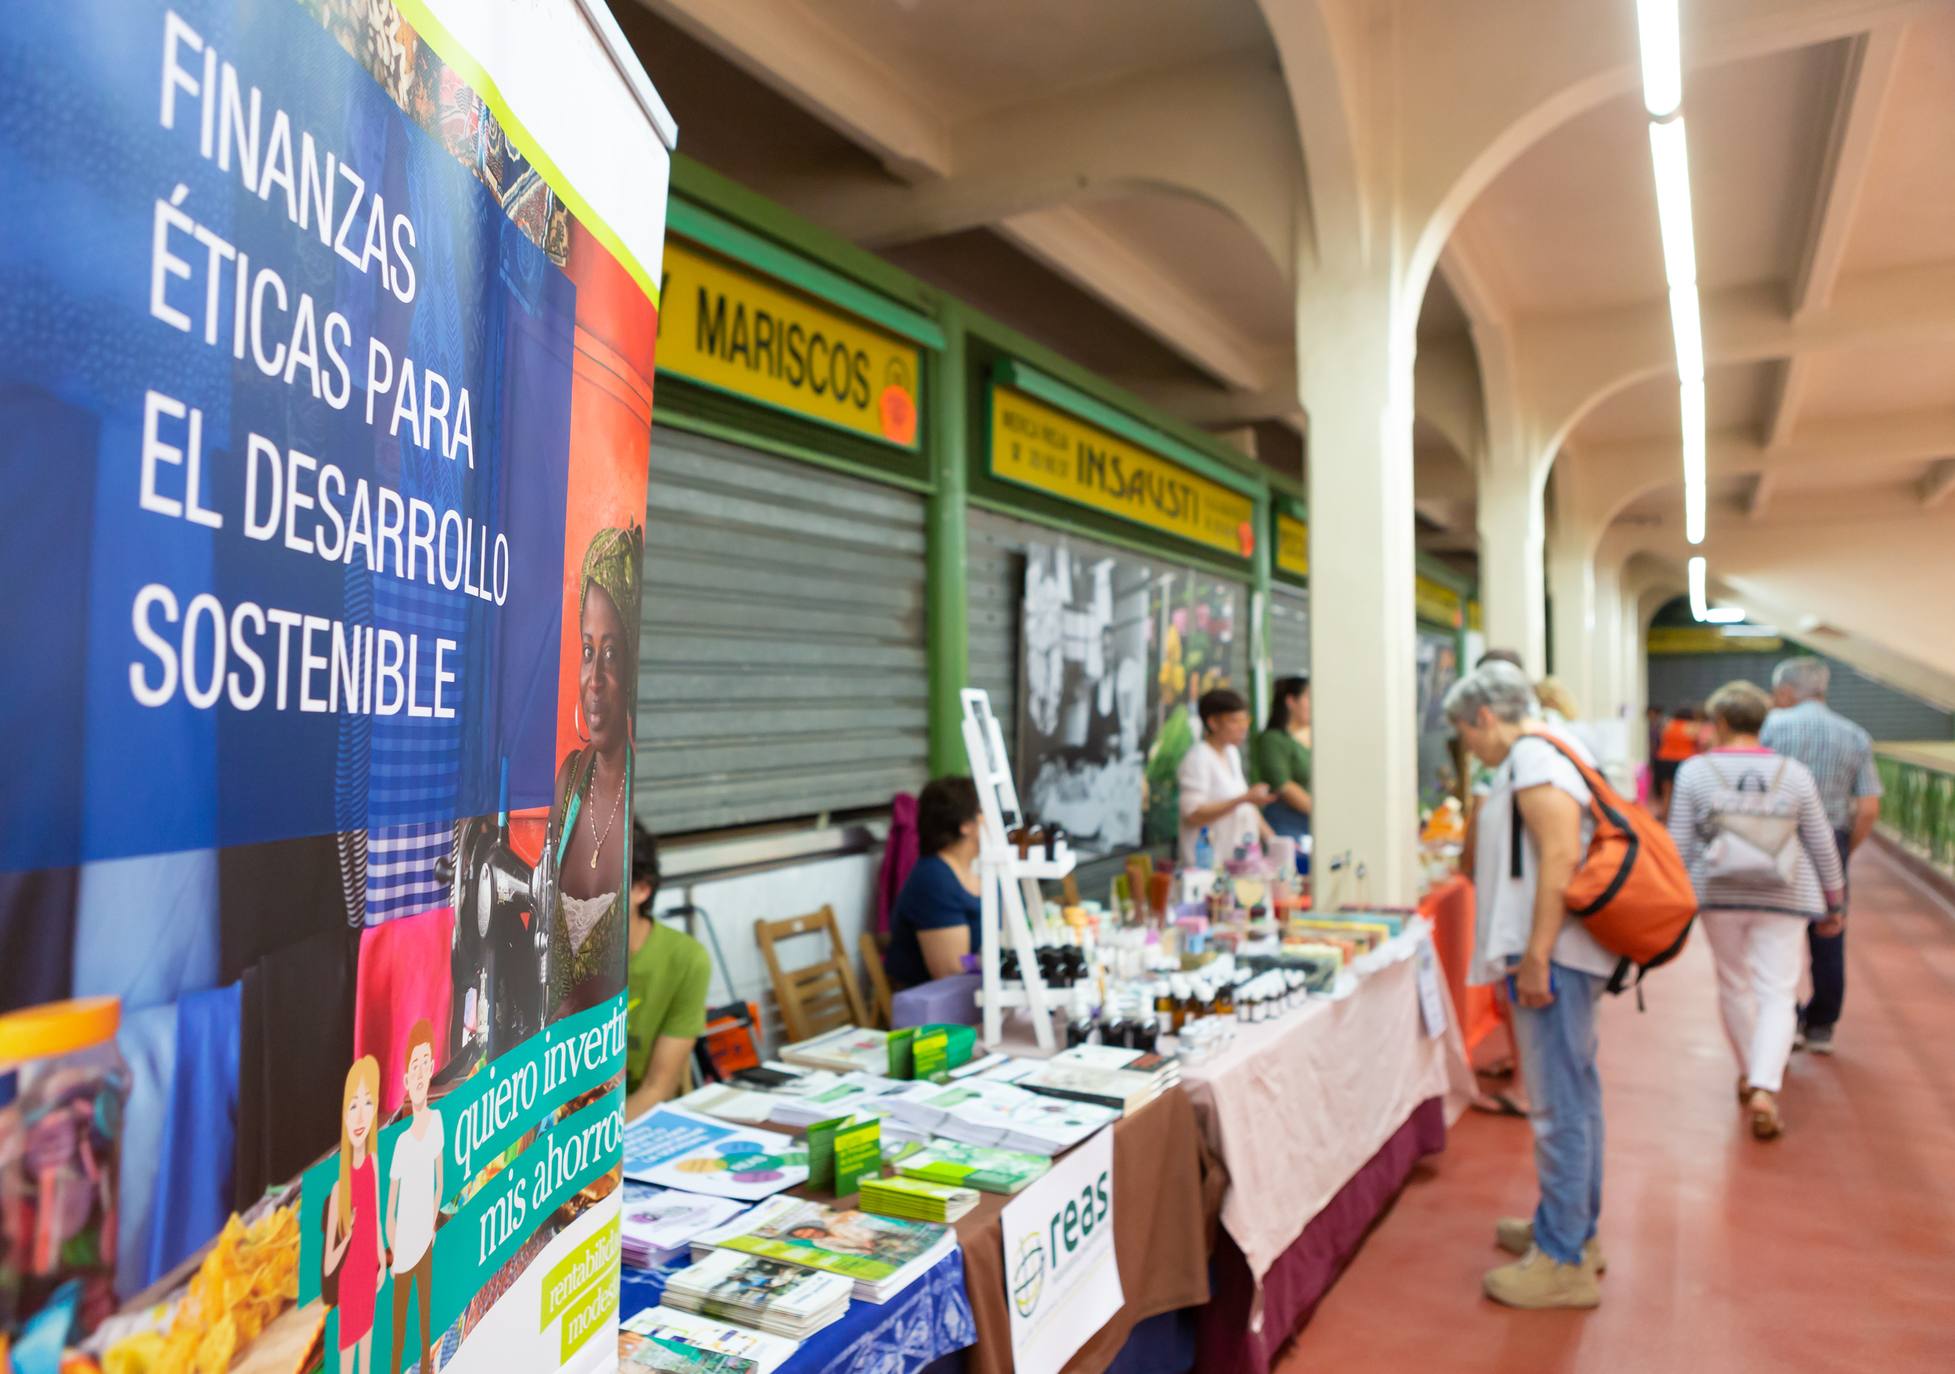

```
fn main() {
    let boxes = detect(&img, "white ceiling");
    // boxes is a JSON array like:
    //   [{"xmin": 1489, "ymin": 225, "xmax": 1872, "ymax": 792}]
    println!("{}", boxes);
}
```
[
  {"xmin": 1576, "ymin": 362, "xmax": 1779, "ymax": 446},
  {"xmin": 1837, "ymin": 12, "xmax": 1955, "ymax": 274},
  {"xmin": 797, "ymin": 0, "xmax": 1271, "ymax": 123},
  {"xmin": 1798, "ymin": 337, "xmax": 1955, "ymax": 419}
]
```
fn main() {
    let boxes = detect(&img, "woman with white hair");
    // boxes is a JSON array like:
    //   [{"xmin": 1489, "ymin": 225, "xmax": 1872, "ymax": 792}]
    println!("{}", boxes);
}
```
[
  {"xmin": 1669, "ymin": 680, "xmax": 1844, "ymax": 1139},
  {"xmin": 1444, "ymin": 661, "xmax": 1615, "ymax": 1312}
]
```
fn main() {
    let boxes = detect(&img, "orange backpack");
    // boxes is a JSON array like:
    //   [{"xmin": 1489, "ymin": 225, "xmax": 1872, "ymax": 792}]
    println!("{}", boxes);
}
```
[{"xmin": 1509, "ymin": 732, "xmax": 1698, "ymax": 993}]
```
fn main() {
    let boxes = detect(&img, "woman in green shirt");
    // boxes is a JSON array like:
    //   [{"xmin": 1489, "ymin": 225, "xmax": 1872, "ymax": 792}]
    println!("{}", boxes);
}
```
[
  {"xmin": 1254, "ymin": 675, "xmax": 1313, "ymax": 841},
  {"xmin": 622, "ymin": 821, "xmax": 713, "ymax": 1121}
]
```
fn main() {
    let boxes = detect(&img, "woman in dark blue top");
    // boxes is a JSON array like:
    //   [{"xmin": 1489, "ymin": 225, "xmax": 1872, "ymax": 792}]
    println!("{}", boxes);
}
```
[{"xmin": 886, "ymin": 777, "xmax": 984, "ymax": 988}]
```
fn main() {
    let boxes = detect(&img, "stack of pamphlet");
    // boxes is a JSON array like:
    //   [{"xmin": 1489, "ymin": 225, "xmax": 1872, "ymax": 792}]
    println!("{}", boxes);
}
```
[
  {"xmin": 620, "ymin": 1183, "xmax": 751, "ymax": 1269},
  {"xmin": 1019, "ymin": 1045, "xmax": 1181, "ymax": 1115},
  {"xmin": 693, "ymin": 1195, "xmax": 955, "ymax": 1303},
  {"xmin": 778, "ymin": 1026, "xmax": 891, "ymax": 1074},
  {"xmin": 621, "ymin": 1306, "xmax": 793, "ymax": 1373},
  {"xmin": 768, "ymin": 1073, "xmax": 917, "ymax": 1132},
  {"xmin": 896, "ymin": 1139, "xmax": 1051, "ymax": 1195},
  {"xmin": 858, "ymin": 1174, "xmax": 979, "ymax": 1223},
  {"xmin": 879, "ymin": 1077, "xmax": 1117, "ymax": 1155},
  {"xmin": 663, "ymin": 1251, "xmax": 853, "ymax": 1339}
]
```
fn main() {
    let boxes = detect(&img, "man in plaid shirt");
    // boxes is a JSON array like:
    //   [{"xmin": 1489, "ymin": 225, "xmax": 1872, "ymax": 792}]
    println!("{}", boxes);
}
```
[{"xmin": 1761, "ymin": 658, "xmax": 1883, "ymax": 1055}]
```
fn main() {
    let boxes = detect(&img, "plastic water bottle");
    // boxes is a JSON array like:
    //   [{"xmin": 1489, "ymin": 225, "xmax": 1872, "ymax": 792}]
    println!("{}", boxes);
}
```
[{"xmin": 1194, "ymin": 827, "xmax": 1213, "ymax": 870}]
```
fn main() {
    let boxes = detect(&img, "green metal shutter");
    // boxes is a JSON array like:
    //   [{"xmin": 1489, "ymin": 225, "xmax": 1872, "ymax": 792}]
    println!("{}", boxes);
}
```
[
  {"xmin": 637, "ymin": 426, "xmax": 930, "ymax": 834},
  {"xmin": 1646, "ymin": 650, "xmax": 1951, "ymax": 741},
  {"xmin": 1270, "ymin": 584, "xmax": 1311, "ymax": 677}
]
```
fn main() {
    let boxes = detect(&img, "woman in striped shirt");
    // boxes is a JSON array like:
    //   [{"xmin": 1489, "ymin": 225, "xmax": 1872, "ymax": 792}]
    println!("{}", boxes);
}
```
[{"xmin": 1668, "ymin": 681, "xmax": 1844, "ymax": 1139}]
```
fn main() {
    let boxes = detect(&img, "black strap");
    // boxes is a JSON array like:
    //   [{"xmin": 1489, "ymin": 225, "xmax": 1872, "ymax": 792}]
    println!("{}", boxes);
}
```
[{"xmin": 1510, "ymin": 795, "xmax": 1524, "ymax": 881}]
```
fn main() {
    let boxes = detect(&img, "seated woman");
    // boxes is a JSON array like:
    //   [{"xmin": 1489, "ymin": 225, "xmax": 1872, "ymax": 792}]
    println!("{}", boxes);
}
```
[
  {"xmin": 1254, "ymin": 675, "xmax": 1312, "ymax": 843},
  {"xmin": 886, "ymin": 778, "xmax": 984, "ymax": 988},
  {"xmin": 623, "ymin": 821, "xmax": 713, "ymax": 1122}
]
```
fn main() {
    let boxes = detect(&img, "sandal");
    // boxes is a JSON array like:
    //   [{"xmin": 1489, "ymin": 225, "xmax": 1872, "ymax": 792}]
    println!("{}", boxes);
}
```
[{"xmin": 1747, "ymin": 1089, "xmax": 1783, "ymax": 1140}]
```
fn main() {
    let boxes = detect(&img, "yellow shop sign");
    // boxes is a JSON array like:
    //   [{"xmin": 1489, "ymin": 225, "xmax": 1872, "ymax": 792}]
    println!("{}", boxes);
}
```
[
  {"xmin": 1415, "ymin": 575, "xmax": 1463, "ymax": 628},
  {"xmin": 1276, "ymin": 513, "xmax": 1308, "ymax": 578},
  {"xmin": 659, "ymin": 241, "xmax": 921, "ymax": 449},
  {"xmin": 989, "ymin": 386, "xmax": 1256, "ymax": 558},
  {"xmin": 1648, "ymin": 626, "xmax": 1784, "ymax": 654}
]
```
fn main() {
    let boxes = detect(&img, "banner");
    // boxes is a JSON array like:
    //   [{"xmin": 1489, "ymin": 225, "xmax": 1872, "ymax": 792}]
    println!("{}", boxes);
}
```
[
  {"xmin": 1275, "ymin": 512, "xmax": 1309, "ymax": 579},
  {"xmin": 998, "ymin": 1127, "xmax": 1121, "ymax": 1374},
  {"xmin": 0, "ymin": 3, "xmax": 671, "ymax": 1372},
  {"xmin": 1017, "ymin": 544, "xmax": 1155, "ymax": 855}
]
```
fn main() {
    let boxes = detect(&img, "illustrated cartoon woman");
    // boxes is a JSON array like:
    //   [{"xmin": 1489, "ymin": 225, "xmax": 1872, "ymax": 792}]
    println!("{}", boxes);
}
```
[
  {"xmin": 325, "ymin": 1056, "xmax": 385, "ymax": 1374},
  {"xmin": 543, "ymin": 524, "xmax": 642, "ymax": 1022}
]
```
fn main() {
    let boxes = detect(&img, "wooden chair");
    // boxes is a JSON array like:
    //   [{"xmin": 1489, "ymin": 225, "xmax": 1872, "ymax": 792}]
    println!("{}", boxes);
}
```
[
  {"xmin": 754, "ymin": 906, "xmax": 871, "ymax": 1044},
  {"xmin": 858, "ymin": 931, "xmax": 894, "ymax": 1029}
]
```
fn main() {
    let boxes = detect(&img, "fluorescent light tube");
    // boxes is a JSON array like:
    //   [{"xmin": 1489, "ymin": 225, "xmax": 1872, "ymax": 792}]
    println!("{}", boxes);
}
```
[
  {"xmin": 1680, "ymin": 375, "xmax": 1706, "ymax": 543},
  {"xmin": 1704, "ymin": 607, "xmax": 1746, "ymax": 624},
  {"xmin": 1689, "ymin": 556, "xmax": 1708, "ymax": 620},
  {"xmin": 1649, "ymin": 118, "xmax": 1697, "ymax": 286},
  {"xmin": 1637, "ymin": 0, "xmax": 1683, "ymax": 117},
  {"xmin": 1669, "ymin": 285, "xmax": 1703, "ymax": 382}
]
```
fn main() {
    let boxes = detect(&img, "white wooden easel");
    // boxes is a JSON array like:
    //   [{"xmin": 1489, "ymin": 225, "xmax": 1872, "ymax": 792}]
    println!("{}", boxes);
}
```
[{"xmin": 961, "ymin": 688, "xmax": 1074, "ymax": 1050}]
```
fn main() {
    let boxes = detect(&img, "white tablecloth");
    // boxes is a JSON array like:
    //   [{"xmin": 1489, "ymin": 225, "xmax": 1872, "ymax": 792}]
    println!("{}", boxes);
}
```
[{"xmin": 1177, "ymin": 930, "xmax": 1476, "ymax": 1286}]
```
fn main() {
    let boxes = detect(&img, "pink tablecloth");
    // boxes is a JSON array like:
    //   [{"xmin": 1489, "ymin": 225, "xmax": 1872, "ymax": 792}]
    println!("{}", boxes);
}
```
[{"xmin": 1178, "ymin": 931, "xmax": 1476, "ymax": 1292}]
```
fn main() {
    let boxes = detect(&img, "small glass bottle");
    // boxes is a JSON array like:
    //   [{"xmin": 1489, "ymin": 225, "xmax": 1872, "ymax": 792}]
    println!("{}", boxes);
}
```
[
  {"xmin": 1214, "ymin": 978, "xmax": 1235, "ymax": 1020},
  {"xmin": 1154, "ymin": 980, "xmax": 1177, "ymax": 1027},
  {"xmin": 1132, "ymin": 1014, "xmax": 1160, "ymax": 1053},
  {"xmin": 1171, "ymin": 976, "xmax": 1194, "ymax": 1033}
]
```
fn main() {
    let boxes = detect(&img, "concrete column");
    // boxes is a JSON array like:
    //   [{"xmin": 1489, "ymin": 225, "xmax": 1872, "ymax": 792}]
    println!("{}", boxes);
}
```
[
  {"xmin": 1475, "ymin": 460, "xmax": 1547, "ymax": 674},
  {"xmin": 1302, "ymin": 280, "xmax": 1420, "ymax": 904},
  {"xmin": 1546, "ymin": 518, "xmax": 1596, "ymax": 712},
  {"xmin": 1590, "ymin": 557, "xmax": 1624, "ymax": 721}
]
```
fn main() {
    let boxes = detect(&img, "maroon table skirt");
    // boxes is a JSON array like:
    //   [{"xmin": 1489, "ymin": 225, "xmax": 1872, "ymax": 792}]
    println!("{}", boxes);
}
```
[{"xmin": 1196, "ymin": 1096, "xmax": 1448, "ymax": 1374}]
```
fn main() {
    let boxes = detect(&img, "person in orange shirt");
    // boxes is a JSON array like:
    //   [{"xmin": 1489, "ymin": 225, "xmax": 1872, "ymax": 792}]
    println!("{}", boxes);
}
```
[{"xmin": 1653, "ymin": 705, "xmax": 1705, "ymax": 817}]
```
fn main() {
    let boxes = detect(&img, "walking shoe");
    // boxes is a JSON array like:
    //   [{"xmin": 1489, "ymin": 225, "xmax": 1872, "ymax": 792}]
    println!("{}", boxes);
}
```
[
  {"xmin": 1495, "ymin": 1218, "xmax": 1607, "ymax": 1273},
  {"xmin": 1483, "ymin": 1246, "xmax": 1601, "ymax": 1310},
  {"xmin": 1804, "ymin": 1024, "xmax": 1835, "ymax": 1055},
  {"xmin": 1748, "ymin": 1089, "xmax": 1784, "ymax": 1140}
]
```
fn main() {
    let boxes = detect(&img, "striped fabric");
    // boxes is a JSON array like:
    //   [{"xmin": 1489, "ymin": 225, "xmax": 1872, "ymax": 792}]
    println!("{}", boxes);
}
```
[
  {"xmin": 1759, "ymin": 700, "xmax": 1882, "ymax": 831},
  {"xmin": 1667, "ymin": 751, "xmax": 1846, "ymax": 919}
]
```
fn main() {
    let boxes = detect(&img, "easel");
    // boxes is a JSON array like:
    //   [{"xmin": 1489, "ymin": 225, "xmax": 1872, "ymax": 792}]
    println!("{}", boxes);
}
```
[{"xmin": 961, "ymin": 688, "xmax": 1075, "ymax": 1051}]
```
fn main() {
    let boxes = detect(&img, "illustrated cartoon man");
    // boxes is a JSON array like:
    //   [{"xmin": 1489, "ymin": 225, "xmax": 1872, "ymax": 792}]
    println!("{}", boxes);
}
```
[{"xmin": 387, "ymin": 1019, "xmax": 444, "ymax": 1374}]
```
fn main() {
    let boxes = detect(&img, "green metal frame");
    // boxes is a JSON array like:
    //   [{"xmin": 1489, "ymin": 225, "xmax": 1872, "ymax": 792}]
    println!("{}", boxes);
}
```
[
  {"xmin": 1875, "ymin": 748, "xmax": 1955, "ymax": 877},
  {"xmin": 926, "ymin": 310, "xmax": 971, "ymax": 775}
]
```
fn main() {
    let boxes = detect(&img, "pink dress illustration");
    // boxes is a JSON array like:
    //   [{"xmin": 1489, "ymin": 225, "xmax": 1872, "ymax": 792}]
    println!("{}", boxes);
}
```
[{"xmin": 339, "ymin": 1156, "xmax": 379, "ymax": 1349}]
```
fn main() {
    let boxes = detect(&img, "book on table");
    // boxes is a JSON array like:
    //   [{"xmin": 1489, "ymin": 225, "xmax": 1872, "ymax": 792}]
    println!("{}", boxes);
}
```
[
  {"xmin": 778, "ymin": 1025, "xmax": 891, "ymax": 1074},
  {"xmin": 881, "ymin": 1077, "xmax": 1118, "ymax": 1155},
  {"xmin": 621, "ymin": 1306, "xmax": 797, "ymax": 1374},
  {"xmin": 896, "ymin": 1139, "xmax": 1052, "ymax": 1195},
  {"xmin": 623, "ymin": 1106, "xmax": 809, "ymax": 1201},
  {"xmin": 1018, "ymin": 1048, "xmax": 1180, "ymax": 1114},
  {"xmin": 859, "ymin": 1174, "xmax": 980, "ymax": 1223},
  {"xmin": 621, "ymin": 1333, "xmax": 761, "ymax": 1374},
  {"xmin": 693, "ymin": 1194, "xmax": 955, "ymax": 1302},
  {"xmin": 620, "ymin": 1183, "xmax": 752, "ymax": 1269},
  {"xmin": 662, "ymin": 1250, "xmax": 854, "ymax": 1339}
]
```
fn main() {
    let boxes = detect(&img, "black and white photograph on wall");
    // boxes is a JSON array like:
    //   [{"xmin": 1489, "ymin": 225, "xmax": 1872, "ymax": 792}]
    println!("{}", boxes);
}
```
[{"xmin": 1018, "ymin": 544, "xmax": 1152, "ymax": 854}]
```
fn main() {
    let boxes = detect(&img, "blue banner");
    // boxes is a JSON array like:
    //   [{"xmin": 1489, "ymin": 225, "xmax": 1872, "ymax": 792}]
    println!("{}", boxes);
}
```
[{"xmin": 0, "ymin": 0, "xmax": 573, "ymax": 869}]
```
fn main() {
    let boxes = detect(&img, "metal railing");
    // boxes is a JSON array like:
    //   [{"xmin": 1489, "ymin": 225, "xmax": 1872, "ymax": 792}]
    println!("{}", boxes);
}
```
[{"xmin": 1874, "ymin": 743, "xmax": 1955, "ymax": 877}]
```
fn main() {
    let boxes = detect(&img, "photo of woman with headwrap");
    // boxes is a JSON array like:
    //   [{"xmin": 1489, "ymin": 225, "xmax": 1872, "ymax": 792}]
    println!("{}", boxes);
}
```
[{"xmin": 543, "ymin": 524, "xmax": 643, "ymax": 1022}]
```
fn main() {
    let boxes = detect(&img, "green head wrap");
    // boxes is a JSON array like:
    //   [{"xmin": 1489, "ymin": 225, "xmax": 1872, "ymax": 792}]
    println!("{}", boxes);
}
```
[{"xmin": 579, "ymin": 523, "xmax": 643, "ymax": 658}]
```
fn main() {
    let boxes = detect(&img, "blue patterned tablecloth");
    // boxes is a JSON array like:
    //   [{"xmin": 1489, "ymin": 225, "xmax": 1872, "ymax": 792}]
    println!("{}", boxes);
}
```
[{"xmin": 619, "ymin": 1246, "xmax": 977, "ymax": 1374}]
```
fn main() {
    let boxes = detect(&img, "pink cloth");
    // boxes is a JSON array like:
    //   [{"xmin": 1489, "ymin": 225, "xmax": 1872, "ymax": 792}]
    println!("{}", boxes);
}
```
[
  {"xmin": 1178, "ymin": 934, "xmax": 1475, "ymax": 1292},
  {"xmin": 875, "ymin": 793, "xmax": 920, "ymax": 936},
  {"xmin": 353, "ymin": 907, "xmax": 454, "ymax": 1116}
]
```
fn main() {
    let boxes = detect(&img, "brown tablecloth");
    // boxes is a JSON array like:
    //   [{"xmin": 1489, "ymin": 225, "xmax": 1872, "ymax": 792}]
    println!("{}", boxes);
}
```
[{"xmin": 953, "ymin": 1083, "xmax": 1225, "ymax": 1374}]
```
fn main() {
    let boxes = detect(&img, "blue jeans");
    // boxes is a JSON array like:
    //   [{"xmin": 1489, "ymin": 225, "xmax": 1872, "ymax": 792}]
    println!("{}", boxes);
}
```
[
  {"xmin": 1509, "ymin": 964, "xmax": 1606, "ymax": 1266},
  {"xmin": 1802, "ymin": 828, "xmax": 1852, "ymax": 1031}
]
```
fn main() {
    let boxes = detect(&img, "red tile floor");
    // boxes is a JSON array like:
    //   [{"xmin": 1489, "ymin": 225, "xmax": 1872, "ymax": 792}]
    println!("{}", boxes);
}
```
[{"xmin": 1273, "ymin": 842, "xmax": 1955, "ymax": 1374}]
